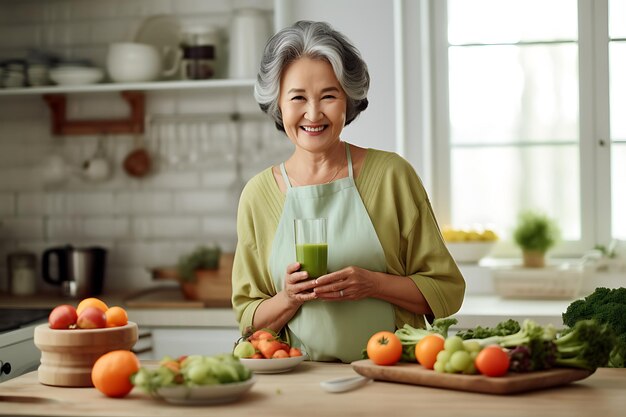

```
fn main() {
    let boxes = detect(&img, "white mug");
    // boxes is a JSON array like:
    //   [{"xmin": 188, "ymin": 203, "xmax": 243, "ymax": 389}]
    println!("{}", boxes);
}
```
[{"xmin": 107, "ymin": 42, "xmax": 179, "ymax": 82}]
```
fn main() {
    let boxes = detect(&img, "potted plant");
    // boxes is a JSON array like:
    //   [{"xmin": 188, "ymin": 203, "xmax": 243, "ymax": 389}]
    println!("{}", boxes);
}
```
[
  {"xmin": 176, "ymin": 245, "xmax": 228, "ymax": 302},
  {"xmin": 176, "ymin": 245, "xmax": 222, "ymax": 282},
  {"xmin": 513, "ymin": 210, "xmax": 559, "ymax": 268}
]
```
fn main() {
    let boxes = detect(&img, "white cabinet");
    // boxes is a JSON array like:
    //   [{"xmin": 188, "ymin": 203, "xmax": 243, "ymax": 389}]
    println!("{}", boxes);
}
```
[
  {"xmin": 146, "ymin": 327, "xmax": 241, "ymax": 360},
  {"xmin": 0, "ymin": 325, "xmax": 42, "ymax": 383}
]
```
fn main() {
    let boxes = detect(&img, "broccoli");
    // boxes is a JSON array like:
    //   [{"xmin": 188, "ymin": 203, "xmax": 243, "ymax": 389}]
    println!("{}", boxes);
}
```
[
  {"xmin": 554, "ymin": 319, "xmax": 616, "ymax": 371},
  {"xmin": 562, "ymin": 287, "xmax": 626, "ymax": 368},
  {"xmin": 428, "ymin": 317, "xmax": 458, "ymax": 338},
  {"xmin": 456, "ymin": 319, "xmax": 521, "ymax": 340}
]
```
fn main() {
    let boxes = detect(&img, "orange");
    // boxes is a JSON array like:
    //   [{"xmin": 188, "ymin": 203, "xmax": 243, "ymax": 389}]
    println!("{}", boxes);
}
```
[
  {"xmin": 415, "ymin": 334, "xmax": 445, "ymax": 369},
  {"xmin": 105, "ymin": 306, "xmax": 128, "ymax": 327},
  {"xmin": 77, "ymin": 297, "xmax": 109, "ymax": 315},
  {"xmin": 91, "ymin": 350, "xmax": 140, "ymax": 398}
]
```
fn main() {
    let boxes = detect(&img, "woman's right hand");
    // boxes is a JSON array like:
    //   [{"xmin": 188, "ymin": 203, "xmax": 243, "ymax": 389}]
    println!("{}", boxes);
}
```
[{"xmin": 284, "ymin": 262, "xmax": 318, "ymax": 306}]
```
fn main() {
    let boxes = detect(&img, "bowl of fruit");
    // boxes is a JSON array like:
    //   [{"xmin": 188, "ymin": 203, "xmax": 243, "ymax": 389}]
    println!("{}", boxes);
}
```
[
  {"xmin": 233, "ymin": 328, "xmax": 307, "ymax": 374},
  {"xmin": 33, "ymin": 297, "xmax": 138, "ymax": 387},
  {"xmin": 443, "ymin": 227, "xmax": 498, "ymax": 263}
]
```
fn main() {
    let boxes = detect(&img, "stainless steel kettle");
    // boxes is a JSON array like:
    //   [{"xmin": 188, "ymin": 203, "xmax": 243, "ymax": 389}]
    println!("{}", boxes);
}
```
[{"xmin": 42, "ymin": 245, "xmax": 107, "ymax": 298}]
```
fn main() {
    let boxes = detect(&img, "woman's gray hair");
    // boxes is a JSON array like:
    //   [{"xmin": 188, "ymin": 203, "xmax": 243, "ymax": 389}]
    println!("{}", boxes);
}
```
[{"xmin": 254, "ymin": 20, "xmax": 369, "ymax": 132}]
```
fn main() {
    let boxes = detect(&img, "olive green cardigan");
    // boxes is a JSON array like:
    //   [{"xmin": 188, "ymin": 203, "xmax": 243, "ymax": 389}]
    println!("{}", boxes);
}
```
[{"xmin": 231, "ymin": 148, "xmax": 465, "ymax": 335}]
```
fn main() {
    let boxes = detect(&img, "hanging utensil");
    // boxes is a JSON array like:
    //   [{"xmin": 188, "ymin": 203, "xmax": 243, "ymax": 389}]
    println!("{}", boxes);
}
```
[
  {"xmin": 82, "ymin": 135, "xmax": 112, "ymax": 182},
  {"xmin": 123, "ymin": 134, "xmax": 152, "ymax": 178}
]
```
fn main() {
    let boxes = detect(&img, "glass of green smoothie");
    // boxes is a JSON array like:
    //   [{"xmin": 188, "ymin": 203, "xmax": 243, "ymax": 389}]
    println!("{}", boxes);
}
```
[{"xmin": 294, "ymin": 218, "xmax": 328, "ymax": 279}]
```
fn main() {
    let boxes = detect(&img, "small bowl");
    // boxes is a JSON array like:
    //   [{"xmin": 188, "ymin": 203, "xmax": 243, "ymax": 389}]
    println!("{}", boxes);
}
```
[
  {"xmin": 49, "ymin": 67, "xmax": 104, "ymax": 85},
  {"xmin": 33, "ymin": 322, "xmax": 138, "ymax": 387},
  {"xmin": 446, "ymin": 242, "xmax": 495, "ymax": 263}
]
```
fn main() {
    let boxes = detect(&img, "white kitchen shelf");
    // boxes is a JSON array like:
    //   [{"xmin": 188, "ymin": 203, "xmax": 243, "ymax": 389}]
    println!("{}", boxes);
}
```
[{"xmin": 0, "ymin": 78, "xmax": 255, "ymax": 96}]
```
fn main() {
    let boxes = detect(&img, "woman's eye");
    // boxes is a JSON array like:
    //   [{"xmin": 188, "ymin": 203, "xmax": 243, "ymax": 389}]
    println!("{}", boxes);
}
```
[
  {"xmin": 322, "ymin": 95, "xmax": 336, "ymax": 100},
  {"xmin": 291, "ymin": 96, "xmax": 305, "ymax": 101}
]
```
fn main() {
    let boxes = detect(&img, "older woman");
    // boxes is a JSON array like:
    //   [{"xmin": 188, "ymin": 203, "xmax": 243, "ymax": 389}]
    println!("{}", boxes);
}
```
[{"xmin": 232, "ymin": 20, "xmax": 465, "ymax": 363}]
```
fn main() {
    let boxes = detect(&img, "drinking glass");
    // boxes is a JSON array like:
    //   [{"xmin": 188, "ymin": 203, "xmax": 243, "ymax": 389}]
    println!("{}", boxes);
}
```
[{"xmin": 294, "ymin": 218, "xmax": 328, "ymax": 279}]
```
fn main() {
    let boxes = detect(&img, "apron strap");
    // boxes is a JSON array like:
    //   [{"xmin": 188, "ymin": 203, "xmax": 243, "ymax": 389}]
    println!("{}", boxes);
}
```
[
  {"xmin": 279, "ymin": 163, "xmax": 292, "ymax": 190},
  {"xmin": 346, "ymin": 142, "xmax": 354, "ymax": 179}
]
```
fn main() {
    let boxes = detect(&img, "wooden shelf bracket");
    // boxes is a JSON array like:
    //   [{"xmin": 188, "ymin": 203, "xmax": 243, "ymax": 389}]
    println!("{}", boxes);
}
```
[{"xmin": 42, "ymin": 91, "xmax": 145, "ymax": 136}]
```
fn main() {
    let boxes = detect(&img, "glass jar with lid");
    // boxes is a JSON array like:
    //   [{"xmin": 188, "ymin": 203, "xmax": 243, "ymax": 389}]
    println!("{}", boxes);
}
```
[
  {"xmin": 7, "ymin": 251, "xmax": 37, "ymax": 295},
  {"xmin": 180, "ymin": 25, "xmax": 220, "ymax": 80}
]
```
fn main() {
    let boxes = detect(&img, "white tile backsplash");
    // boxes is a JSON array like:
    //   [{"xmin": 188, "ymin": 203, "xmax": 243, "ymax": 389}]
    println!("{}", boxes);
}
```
[
  {"xmin": 0, "ymin": 195, "xmax": 15, "ymax": 216},
  {"xmin": 173, "ymin": 190, "xmax": 235, "ymax": 213},
  {"xmin": 131, "ymin": 216, "xmax": 202, "ymax": 239},
  {"xmin": 1, "ymin": 217, "xmax": 45, "ymax": 239},
  {"xmin": 114, "ymin": 192, "xmax": 174, "ymax": 214}
]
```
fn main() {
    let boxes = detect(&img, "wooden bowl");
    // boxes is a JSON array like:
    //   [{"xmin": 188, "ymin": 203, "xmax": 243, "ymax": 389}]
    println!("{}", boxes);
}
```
[{"xmin": 33, "ymin": 322, "xmax": 138, "ymax": 387}]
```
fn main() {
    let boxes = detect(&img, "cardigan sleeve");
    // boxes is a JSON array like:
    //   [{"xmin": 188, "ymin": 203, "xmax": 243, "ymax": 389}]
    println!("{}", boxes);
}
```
[
  {"xmin": 357, "ymin": 149, "xmax": 465, "ymax": 329},
  {"xmin": 231, "ymin": 172, "xmax": 281, "ymax": 334}
]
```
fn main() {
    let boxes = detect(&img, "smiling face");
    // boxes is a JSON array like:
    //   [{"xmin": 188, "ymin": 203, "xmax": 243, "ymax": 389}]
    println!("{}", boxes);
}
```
[{"xmin": 278, "ymin": 57, "xmax": 347, "ymax": 152}]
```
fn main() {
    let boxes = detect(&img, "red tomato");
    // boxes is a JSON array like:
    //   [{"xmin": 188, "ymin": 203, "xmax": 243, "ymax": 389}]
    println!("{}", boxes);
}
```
[
  {"xmin": 474, "ymin": 345, "xmax": 510, "ymax": 377},
  {"xmin": 415, "ymin": 334, "xmax": 445, "ymax": 369},
  {"xmin": 367, "ymin": 331, "xmax": 402, "ymax": 366}
]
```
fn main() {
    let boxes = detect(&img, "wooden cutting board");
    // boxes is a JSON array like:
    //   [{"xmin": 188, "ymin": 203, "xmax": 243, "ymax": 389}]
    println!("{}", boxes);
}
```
[{"xmin": 351, "ymin": 360, "xmax": 593, "ymax": 395}]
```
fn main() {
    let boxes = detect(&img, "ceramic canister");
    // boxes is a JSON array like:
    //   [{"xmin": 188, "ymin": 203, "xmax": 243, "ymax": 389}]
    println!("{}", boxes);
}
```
[{"xmin": 228, "ymin": 8, "xmax": 271, "ymax": 79}]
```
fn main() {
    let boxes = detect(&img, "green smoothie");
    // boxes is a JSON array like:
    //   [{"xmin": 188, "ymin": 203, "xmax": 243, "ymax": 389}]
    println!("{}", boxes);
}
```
[{"xmin": 296, "ymin": 243, "xmax": 328, "ymax": 278}]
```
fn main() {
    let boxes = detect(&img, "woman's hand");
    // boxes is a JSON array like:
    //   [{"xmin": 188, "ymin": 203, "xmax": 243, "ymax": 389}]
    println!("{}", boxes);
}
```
[
  {"xmin": 284, "ymin": 262, "xmax": 318, "ymax": 306},
  {"xmin": 313, "ymin": 266, "xmax": 380, "ymax": 301}
]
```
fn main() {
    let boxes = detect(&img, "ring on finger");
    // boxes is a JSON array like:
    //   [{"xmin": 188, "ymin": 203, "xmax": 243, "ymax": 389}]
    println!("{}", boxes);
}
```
[{"xmin": 339, "ymin": 290, "xmax": 344, "ymax": 297}]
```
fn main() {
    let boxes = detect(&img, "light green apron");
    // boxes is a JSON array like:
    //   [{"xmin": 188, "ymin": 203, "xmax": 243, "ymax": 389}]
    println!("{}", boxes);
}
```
[{"xmin": 269, "ymin": 143, "xmax": 395, "ymax": 363}]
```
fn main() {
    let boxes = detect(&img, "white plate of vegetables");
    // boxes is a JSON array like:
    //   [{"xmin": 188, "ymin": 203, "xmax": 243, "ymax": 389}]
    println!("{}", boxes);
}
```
[{"xmin": 132, "ymin": 354, "xmax": 255, "ymax": 405}]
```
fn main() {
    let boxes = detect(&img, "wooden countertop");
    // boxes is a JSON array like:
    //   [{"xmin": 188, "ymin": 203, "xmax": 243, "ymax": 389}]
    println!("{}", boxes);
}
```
[{"xmin": 0, "ymin": 362, "xmax": 625, "ymax": 417}]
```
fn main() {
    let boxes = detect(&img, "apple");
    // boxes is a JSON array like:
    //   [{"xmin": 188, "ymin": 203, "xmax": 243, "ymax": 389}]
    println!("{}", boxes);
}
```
[
  {"xmin": 76, "ymin": 306, "xmax": 107, "ymax": 329},
  {"xmin": 233, "ymin": 341, "xmax": 256, "ymax": 358},
  {"xmin": 48, "ymin": 304, "xmax": 78, "ymax": 329}
]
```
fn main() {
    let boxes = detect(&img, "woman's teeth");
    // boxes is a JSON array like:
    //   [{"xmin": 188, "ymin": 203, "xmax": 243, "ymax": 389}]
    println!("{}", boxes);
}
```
[{"xmin": 302, "ymin": 126, "xmax": 325, "ymax": 132}]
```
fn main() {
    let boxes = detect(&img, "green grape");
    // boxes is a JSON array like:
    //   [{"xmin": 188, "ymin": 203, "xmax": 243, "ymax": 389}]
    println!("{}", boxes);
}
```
[
  {"xmin": 449, "ymin": 350, "xmax": 472, "ymax": 372},
  {"xmin": 436, "ymin": 349, "xmax": 452, "ymax": 364},
  {"xmin": 433, "ymin": 361, "xmax": 446, "ymax": 373},
  {"xmin": 463, "ymin": 361, "xmax": 478, "ymax": 375},
  {"xmin": 443, "ymin": 336, "xmax": 464, "ymax": 353},
  {"xmin": 444, "ymin": 361, "xmax": 456, "ymax": 373},
  {"xmin": 470, "ymin": 350, "xmax": 479, "ymax": 361},
  {"xmin": 463, "ymin": 340, "xmax": 481, "ymax": 353}
]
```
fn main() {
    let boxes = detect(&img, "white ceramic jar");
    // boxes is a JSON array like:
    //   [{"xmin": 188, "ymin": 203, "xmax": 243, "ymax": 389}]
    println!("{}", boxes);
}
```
[
  {"xmin": 228, "ymin": 8, "xmax": 271, "ymax": 79},
  {"xmin": 7, "ymin": 251, "xmax": 37, "ymax": 296}
]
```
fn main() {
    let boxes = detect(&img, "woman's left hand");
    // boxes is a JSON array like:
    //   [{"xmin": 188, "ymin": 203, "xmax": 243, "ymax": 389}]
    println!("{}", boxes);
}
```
[{"xmin": 313, "ymin": 266, "xmax": 379, "ymax": 301}]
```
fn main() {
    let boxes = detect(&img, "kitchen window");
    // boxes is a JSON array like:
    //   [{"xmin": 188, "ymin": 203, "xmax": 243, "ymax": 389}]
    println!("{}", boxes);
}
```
[{"xmin": 431, "ymin": 0, "xmax": 623, "ymax": 257}]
